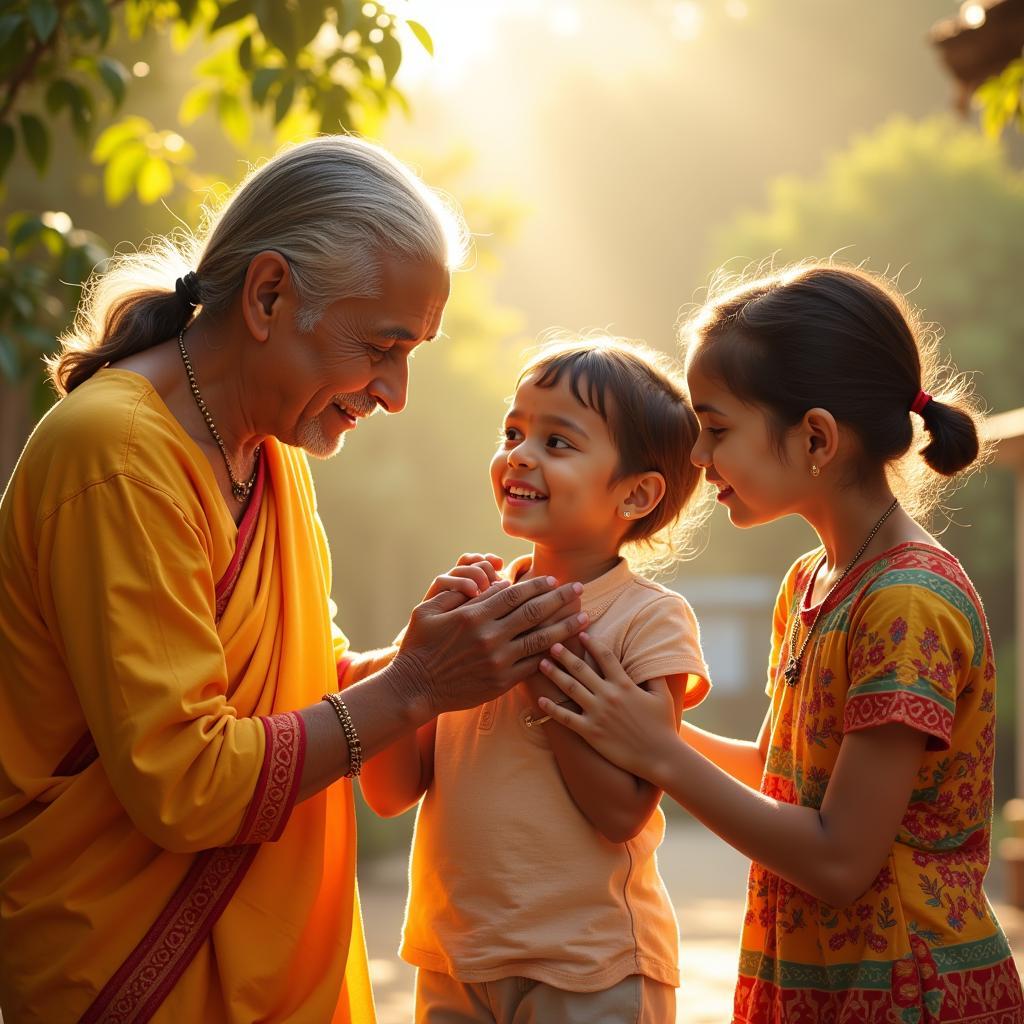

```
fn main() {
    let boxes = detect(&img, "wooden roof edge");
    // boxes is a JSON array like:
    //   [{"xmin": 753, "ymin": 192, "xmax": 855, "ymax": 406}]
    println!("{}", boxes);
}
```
[{"xmin": 985, "ymin": 407, "xmax": 1024, "ymax": 466}]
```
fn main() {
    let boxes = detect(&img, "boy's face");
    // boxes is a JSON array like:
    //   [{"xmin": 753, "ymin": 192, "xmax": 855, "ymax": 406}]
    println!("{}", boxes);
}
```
[{"xmin": 490, "ymin": 373, "xmax": 629, "ymax": 552}]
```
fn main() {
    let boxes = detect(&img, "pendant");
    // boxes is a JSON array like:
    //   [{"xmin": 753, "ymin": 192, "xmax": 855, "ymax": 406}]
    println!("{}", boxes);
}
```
[{"xmin": 783, "ymin": 658, "xmax": 800, "ymax": 687}]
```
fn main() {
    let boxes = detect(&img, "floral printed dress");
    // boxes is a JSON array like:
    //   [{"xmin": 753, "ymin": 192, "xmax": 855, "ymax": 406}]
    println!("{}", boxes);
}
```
[{"xmin": 735, "ymin": 543, "xmax": 1024, "ymax": 1024}]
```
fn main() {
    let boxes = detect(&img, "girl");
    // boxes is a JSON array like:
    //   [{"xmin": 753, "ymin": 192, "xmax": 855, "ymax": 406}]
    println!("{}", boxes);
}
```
[
  {"xmin": 361, "ymin": 338, "xmax": 713, "ymax": 1023},
  {"xmin": 537, "ymin": 264, "xmax": 1024, "ymax": 1023}
]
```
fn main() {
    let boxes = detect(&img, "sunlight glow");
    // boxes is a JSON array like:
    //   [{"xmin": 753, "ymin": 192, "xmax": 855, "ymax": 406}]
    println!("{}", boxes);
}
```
[
  {"xmin": 960, "ymin": 2, "xmax": 986, "ymax": 28},
  {"xmin": 41, "ymin": 211, "xmax": 72, "ymax": 233},
  {"xmin": 549, "ymin": 4, "xmax": 582, "ymax": 37},
  {"xmin": 396, "ymin": 1, "xmax": 505, "ymax": 91},
  {"xmin": 670, "ymin": 1, "xmax": 704, "ymax": 42}
]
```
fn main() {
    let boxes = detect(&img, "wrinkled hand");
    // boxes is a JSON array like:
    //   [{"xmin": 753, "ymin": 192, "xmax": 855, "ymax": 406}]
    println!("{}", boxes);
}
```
[
  {"xmin": 519, "ymin": 631, "xmax": 585, "ymax": 702},
  {"xmin": 536, "ymin": 632, "xmax": 678, "ymax": 780},
  {"xmin": 392, "ymin": 574, "xmax": 587, "ymax": 719},
  {"xmin": 421, "ymin": 552, "xmax": 504, "ymax": 602}
]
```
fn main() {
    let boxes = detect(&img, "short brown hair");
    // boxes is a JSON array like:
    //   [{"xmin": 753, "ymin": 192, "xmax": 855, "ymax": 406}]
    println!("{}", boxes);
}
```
[{"xmin": 520, "ymin": 337, "xmax": 709, "ymax": 572}]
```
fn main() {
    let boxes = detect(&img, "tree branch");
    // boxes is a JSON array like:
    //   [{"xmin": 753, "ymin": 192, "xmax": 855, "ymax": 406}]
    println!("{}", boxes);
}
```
[{"xmin": 0, "ymin": 0, "xmax": 129, "ymax": 122}]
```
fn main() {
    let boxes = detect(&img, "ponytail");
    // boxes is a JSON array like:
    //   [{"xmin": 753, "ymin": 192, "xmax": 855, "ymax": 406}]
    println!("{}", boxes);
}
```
[
  {"xmin": 54, "ymin": 288, "xmax": 195, "ymax": 396},
  {"xmin": 47, "ymin": 233, "xmax": 200, "ymax": 397},
  {"xmin": 918, "ymin": 398, "xmax": 981, "ymax": 477}
]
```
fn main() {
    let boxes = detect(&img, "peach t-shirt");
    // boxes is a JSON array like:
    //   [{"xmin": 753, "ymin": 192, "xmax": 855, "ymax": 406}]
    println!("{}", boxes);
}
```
[{"xmin": 401, "ymin": 556, "xmax": 710, "ymax": 991}]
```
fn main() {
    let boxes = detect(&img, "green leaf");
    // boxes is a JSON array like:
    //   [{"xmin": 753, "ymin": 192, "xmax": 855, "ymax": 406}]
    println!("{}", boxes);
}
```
[
  {"xmin": 292, "ymin": 0, "xmax": 327, "ymax": 52},
  {"xmin": 252, "ymin": 66, "xmax": 284, "ymax": 106},
  {"xmin": 256, "ymin": 0, "xmax": 298, "ymax": 61},
  {"xmin": 179, "ymin": 84, "xmax": 214, "ymax": 125},
  {"xmin": 10, "ymin": 215, "xmax": 45, "ymax": 251},
  {"xmin": 103, "ymin": 140, "xmax": 148, "ymax": 204},
  {"xmin": 0, "ymin": 333, "xmax": 19, "ymax": 382},
  {"xmin": 177, "ymin": 0, "xmax": 200, "ymax": 22},
  {"xmin": 136, "ymin": 156, "xmax": 174, "ymax": 204},
  {"xmin": 19, "ymin": 114, "xmax": 49, "ymax": 174},
  {"xmin": 45, "ymin": 78, "xmax": 78, "ymax": 115},
  {"xmin": 97, "ymin": 57, "xmax": 129, "ymax": 108},
  {"xmin": 26, "ymin": 0, "xmax": 58, "ymax": 43},
  {"xmin": 217, "ymin": 92, "xmax": 250, "ymax": 147},
  {"xmin": 333, "ymin": 0, "xmax": 359, "ymax": 34},
  {"xmin": 238, "ymin": 33, "xmax": 253, "ymax": 70},
  {"xmin": 0, "ymin": 122, "xmax": 14, "ymax": 180},
  {"xmin": 69, "ymin": 88, "xmax": 94, "ymax": 142},
  {"xmin": 80, "ymin": 0, "xmax": 112, "ymax": 43},
  {"xmin": 274, "ymin": 76, "xmax": 295, "ymax": 125},
  {"xmin": 211, "ymin": 0, "xmax": 254, "ymax": 32},
  {"xmin": 375, "ymin": 29, "xmax": 402, "ymax": 84},
  {"xmin": 406, "ymin": 19, "xmax": 433, "ymax": 56},
  {"xmin": 0, "ymin": 14, "xmax": 24, "ymax": 49},
  {"xmin": 92, "ymin": 116, "xmax": 149, "ymax": 163}
]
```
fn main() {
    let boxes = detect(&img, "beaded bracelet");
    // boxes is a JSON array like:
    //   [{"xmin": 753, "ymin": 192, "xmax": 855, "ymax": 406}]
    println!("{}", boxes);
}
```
[{"xmin": 322, "ymin": 692, "xmax": 362, "ymax": 777}]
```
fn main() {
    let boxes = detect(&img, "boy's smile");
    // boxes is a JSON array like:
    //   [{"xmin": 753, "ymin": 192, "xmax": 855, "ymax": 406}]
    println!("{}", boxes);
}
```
[{"xmin": 490, "ymin": 374, "xmax": 630, "ymax": 556}]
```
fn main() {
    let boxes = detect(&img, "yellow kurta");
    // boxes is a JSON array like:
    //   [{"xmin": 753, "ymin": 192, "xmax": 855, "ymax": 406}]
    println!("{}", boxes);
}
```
[{"xmin": 0, "ymin": 369, "xmax": 373, "ymax": 1023}]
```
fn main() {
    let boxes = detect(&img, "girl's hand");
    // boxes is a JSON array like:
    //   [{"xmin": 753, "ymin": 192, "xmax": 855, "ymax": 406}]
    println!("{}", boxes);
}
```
[
  {"xmin": 538, "ymin": 633, "xmax": 680, "ymax": 780},
  {"xmin": 421, "ymin": 552, "xmax": 505, "ymax": 601}
]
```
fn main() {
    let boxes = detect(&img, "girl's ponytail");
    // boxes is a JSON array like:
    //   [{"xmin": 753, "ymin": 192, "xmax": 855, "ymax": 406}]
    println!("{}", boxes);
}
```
[{"xmin": 918, "ymin": 398, "xmax": 981, "ymax": 477}]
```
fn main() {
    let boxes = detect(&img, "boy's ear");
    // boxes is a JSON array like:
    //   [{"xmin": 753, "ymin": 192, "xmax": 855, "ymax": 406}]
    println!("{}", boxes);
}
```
[
  {"xmin": 620, "ymin": 471, "xmax": 666, "ymax": 521},
  {"xmin": 803, "ymin": 408, "xmax": 839, "ymax": 470}
]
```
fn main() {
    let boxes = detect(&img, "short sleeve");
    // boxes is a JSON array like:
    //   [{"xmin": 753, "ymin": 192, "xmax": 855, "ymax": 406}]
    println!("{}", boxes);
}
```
[
  {"xmin": 843, "ymin": 584, "xmax": 964, "ymax": 751},
  {"xmin": 622, "ymin": 593, "xmax": 710, "ymax": 711}
]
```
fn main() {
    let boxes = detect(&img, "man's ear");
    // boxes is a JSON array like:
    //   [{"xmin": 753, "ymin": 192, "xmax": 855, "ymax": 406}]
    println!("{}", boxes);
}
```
[{"xmin": 240, "ymin": 250, "xmax": 292, "ymax": 341}]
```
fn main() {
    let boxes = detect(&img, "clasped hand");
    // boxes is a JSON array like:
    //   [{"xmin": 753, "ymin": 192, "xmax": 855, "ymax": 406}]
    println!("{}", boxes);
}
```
[{"xmin": 394, "ymin": 553, "xmax": 588, "ymax": 718}]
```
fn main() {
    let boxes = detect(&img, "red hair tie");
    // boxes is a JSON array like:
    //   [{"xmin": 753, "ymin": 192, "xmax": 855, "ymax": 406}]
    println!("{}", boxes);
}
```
[{"xmin": 910, "ymin": 389, "xmax": 932, "ymax": 416}]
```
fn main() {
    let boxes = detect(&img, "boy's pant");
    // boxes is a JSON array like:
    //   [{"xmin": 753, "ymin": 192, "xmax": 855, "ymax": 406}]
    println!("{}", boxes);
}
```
[{"xmin": 415, "ymin": 968, "xmax": 677, "ymax": 1023}]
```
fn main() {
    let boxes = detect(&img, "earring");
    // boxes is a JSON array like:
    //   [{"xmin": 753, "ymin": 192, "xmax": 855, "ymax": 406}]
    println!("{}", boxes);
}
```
[
  {"xmin": 623, "ymin": 510, "xmax": 632, "ymax": 518},
  {"xmin": 810, "ymin": 464, "xmax": 820, "ymax": 478}
]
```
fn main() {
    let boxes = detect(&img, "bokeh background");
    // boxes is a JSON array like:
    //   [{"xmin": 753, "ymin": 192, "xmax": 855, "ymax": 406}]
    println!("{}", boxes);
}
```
[{"xmin": 2, "ymin": 2, "xmax": 1023, "ymax": 1018}]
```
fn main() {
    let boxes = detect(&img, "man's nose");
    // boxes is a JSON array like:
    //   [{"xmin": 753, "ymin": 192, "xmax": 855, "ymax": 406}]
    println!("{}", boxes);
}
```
[{"xmin": 370, "ymin": 357, "xmax": 411, "ymax": 414}]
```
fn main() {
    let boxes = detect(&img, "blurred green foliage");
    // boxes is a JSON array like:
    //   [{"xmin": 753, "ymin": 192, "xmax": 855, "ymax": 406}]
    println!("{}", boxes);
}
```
[
  {"xmin": 0, "ymin": 0, "xmax": 432, "ymax": 477},
  {"xmin": 975, "ymin": 58, "xmax": 1024, "ymax": 139}
]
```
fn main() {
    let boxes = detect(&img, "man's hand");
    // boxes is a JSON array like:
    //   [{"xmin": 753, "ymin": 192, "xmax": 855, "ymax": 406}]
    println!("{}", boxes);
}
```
[{"xmin": 390, "ymin": 574, "xmax": 587, "ymax": 721}]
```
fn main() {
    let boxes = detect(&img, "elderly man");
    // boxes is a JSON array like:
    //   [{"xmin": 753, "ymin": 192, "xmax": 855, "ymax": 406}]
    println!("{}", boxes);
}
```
[{"xmin": 0, "ymin": 137, "xmax": 585, "ymax": 1023}]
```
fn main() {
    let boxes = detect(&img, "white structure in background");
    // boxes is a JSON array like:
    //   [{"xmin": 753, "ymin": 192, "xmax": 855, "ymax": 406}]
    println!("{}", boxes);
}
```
[{"xmin": 663, "ymin": 574, "xmax": 777, "ymax": 736}]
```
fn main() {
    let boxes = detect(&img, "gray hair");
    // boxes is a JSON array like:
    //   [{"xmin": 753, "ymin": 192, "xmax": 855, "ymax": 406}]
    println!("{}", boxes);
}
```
[{"xmin": 51, "ymin": 135, "xmax": 468, "ymax": 394}]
